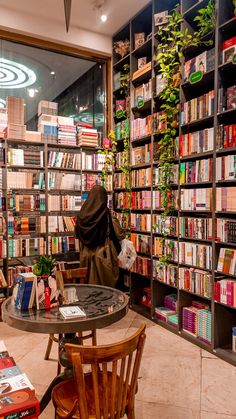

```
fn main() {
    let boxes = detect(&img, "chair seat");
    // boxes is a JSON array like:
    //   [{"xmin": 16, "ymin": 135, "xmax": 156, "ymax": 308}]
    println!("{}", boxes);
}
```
[{"xmin": 52, "ymin": 374, "xmax": 130, "ymax": 418}]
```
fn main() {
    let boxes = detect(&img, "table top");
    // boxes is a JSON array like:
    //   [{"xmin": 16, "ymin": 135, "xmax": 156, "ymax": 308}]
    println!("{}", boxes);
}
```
[{"xmin": 2, "ymin": 284, "xmax": 129, "ymax": 334}]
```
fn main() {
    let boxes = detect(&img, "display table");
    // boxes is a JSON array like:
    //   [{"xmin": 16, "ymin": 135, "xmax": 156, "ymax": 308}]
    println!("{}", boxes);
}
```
[{"xmin": 2, "ymin": 284, "xmax": 129, "ymax": 412}]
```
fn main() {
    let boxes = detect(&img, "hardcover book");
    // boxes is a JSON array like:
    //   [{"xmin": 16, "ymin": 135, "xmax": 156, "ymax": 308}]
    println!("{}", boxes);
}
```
[{"xmin": 59, "ymin": 306, "xmax": 86, "ymax": 319}]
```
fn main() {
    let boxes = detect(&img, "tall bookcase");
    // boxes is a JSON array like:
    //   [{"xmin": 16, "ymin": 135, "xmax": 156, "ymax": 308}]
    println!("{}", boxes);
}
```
[{"xmin": 112, "ymin": 0, "xmax": 236, "ymax": 365}]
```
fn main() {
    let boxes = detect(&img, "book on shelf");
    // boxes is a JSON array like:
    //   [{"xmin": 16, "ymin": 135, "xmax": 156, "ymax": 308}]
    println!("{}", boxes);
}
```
[
  {"xmin": 180, "ymin": 188, "xmax": 212, "ymax": 211},
  {"xmin": 59, "ymin": 305, "xmax": 86, "ymax": 319},
  {"xmin": 48, "ymin": 215, "xmax": 76, "ymax": 233},
  {"xmin": 154, "ymin": 164, "xmax": 179, "ymax": 185},
  {"xmin": 183, "ymin": 48, "xmax": 215, "ymax": 83},
  {"xmin": 48, "ymin": 236, "xmax": 79, "ymax": 255},
  {"xmin": 218, "ymin": 86, "xmax": 236, "ymax": 112},
  {"xmin": 8, "ymin": 237, "xmax": 46, "ymax": 258},
  {"xmin": 38, "ymin": 100, "xmax": 58, "ymax": 116},
  {"xmin": 115, "ymin": 118, "xmax": 129, "ymax": 141},
  {"xmin": 179, "ymin": 158, "xmax": 213, "ymax": 184},
  {"xmin": 131, "ymin": 167, "xmax": 152, "ymax": 187},
  {"xmin": 8, "ymin": 194, "xmax": 46, "ymax": 212},
  {"xmin": 153, "ymin": 262, "xmax": 178, "ymax": 287},
  {"xmin": 216, "ymin": 187, "xmax": 236, "ymax": 212},
  {"xmin": 179, "ymin": 128, "xmax": 214, "ymax": 156},
  {"xmin": 222, "ymin": 36, "xmax": 236, "ymax": 64},
  {"xmin": 48, "ymin": 172, "xmax": 81, "ymax": 190},
  {"xmin": 179, "ymin": 242, "xmax": 212, "ymax": 270},
  {"xmin": 153, "ymin": 238, "xmax": 178, "ymax": 262},
  {"xmin": 217, "ymin": 248, "xmax": 236, "ymax": 275},
  {"xmin": 131, "ymin": 143, "xmax": 152, "ymax": 165},
  {"xmin": 132, "ymin": 62, "xmax": 151, "ymax": 81},
  {"xmin": 182, "ymin": 301, "xmax": 211, "ymax": 344},
  {"xmin": 180, "ymin": 217, "xmax": 212, "ymax": 240},
  {"xmin": 180, "ymin": 90, "xmax": 215, "ymax": 124},
  {"xmin": 132, "ymin": 79, "xmax": 152, "ymax": 107},
  {"xmin": 134, "ymin": 32, "xmax": 145, "ymax": 49},
  {"xmin": 216, "ymin": 155, "xmax": 236, "ymax": 181},
  {"xmin": 7, "ymin": 170, "xmax": 45, "ymax": 190},
  {"xmin": 216, "ymin": 124, "xmax": 236, "ymax": 149},
  {"xmin": 130, "ymin": 233, "xmax": 151, "ymax": 255},
  {"xmin": 214, "ymin": 279, "xmax": 236, "ymax": 307},
  {"xmin": 130, "ymin": 213, "xmax": 151, "ymax": 232},
  {"xmin": 48, "ymin": 151, "xmax": 81, "ymax": 169},
  {"xmin": 179, "ymin": 267, "xmax": 212, "ymax": 298},
  {"xmin": 132, "ymin": 256, "xmax": 151, "ymax": 276},
  {"xmin": 153, "ymin": 214, "xmax": 178, "ymax": 236},
  {"xmin": 131, "ymin": 115, "xmax": 152, "ymax": 140},
  {"xmin": 216, "ymin": 218, "xmax": 236, "ymax": 243},
  {"xmin": 154, "ymin": 10, "xmax": 168, "ymax": 26}
]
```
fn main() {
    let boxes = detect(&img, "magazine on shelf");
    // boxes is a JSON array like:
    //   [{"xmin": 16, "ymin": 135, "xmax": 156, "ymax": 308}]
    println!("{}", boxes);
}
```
[{"xmin": 59, "ymin": 306, "xmax": 86, "ymax": 319}]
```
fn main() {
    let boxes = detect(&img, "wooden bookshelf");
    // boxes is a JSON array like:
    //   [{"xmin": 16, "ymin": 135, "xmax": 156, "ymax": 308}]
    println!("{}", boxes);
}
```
[{"xmin": 112, "ymin": 0, "xmax": 236, "ymax": 365}]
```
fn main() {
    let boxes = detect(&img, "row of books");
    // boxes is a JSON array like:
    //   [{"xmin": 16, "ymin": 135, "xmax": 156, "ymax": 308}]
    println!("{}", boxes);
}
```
[
  {"xmin": 48, "ymin": 236, "xmax": 79, "ymax": 255},
  {"xmin": 8, "ymin": 146, "xmax": 44, "ymax": 167},
  {"xmin": 179, "ymin": 128, "xmax": 214, "ymax": 157},
  {"xmin": 216, "ymin": 124, "xmax": 236, "ymax": 149},
  {"xmin": 82, "ymin": 152, "xmax": 107, "ymax": 171},
  {"xmin": 0, "ymin": 340, "xmax": 40, "ymax": 418},
  {"xmin": 131, "ymin": 115, "xmax": 152, "ymax": 140},
  {"xmin": 115, "ymin": 118, "xmax": 130, "ymax": 141},
  {"xmin": 153, "ymin": 261, "xmax": 177, "ymax": 287},
  {"xmin": 179, "ymin": 267, "xmax": 212, "ymax": 298},
  {"xmin": 179, "ymin": 242, "xmax": 212, "ymax": 270},
  {"xmin": 7, "ymin": 171, "xmax": 45, "ymax": 190},
  {"xmin": 153, "ymin": 165, "xmax": 179, "ymax": 185},
  {"xmin": 48, "ymin": 151, "xmax": 81, "ymax": 169},
  {"xmin": 8, "ymin": 194, "xmax": 46, "ymax": 212},
  {"xmin": 115, "ymin": 98, "xmax": 129, "ymax": 114},
  {"xmin": 48, "ymin": 172, "xmax": 81, "ymax": 190},
  {"xmin": 179, "ymin": 217, "xmax": 212, "ymax": 241},
  {"xmin": 132, "ymin": 79, "xmax": 152, "ymax": 107},
  {"xmin": 130, "ymin": 233, "xmax": 151, "ymax": 255},
  {"xmin": 131, "ymin": 168, "xmax": 152, "ymax": 187},
  {"xmin": 155, "ymin": 294, "xmax": 178, "ymax": 324},
  {"xmin": 180, "ymin": 90, "xmax": 215, "ymax": 125},
  {"xmin": 154, "ymin": 238, "xmax": 178, "ymax": 262},
  {"xmin": 48, "ymin": 195, "xmax": 81, "ymax": 211},
  {"xmin": 0, "ymin": 269, "xmax": 7, "ymax": 287},
  {"xmin": 114, "ymin": 190, "xmax": 178, "ymax": 210},
  {"xmin": 182, "ymin": 301, "xmax": 212, "ymax": 344},
  {"xmin": 218, "ymin": 85, "xmax": 236, "ymax": 113},
  {"xmin": 217, "ymin": 248, "xmax": 236, "ymax": 275},
  {"xmin": 58, "ymin": 123, "xmax": 77, "ymax": 146},
  {"xmin": 153, "ymin": 215, "xmax": 178, "ymax": 236},
  {"xmin": 131, "ymin": 143, "xmax": 152, "ymax": 166},
  {"xmin": 132, "ymin": 255, "xmax": 152, "ymax": 277},
  {"xmin": 7, "ymin": 216, "xmax": 46, "ymax": 235},
  {"xmin": 114, "ymin": 172, "xmax": 126, "ymax": 189},
  {"xmin": 115, "ymin": 151, "xmax": 126, "ymax": 169},
  {"xmin": 214, "ymin": 279, "xmax": 236, "ymax": 307},
  {"xmin": 183, "ymin": 48, "xmax": 215, "ymax": 83},
  {"xmin": 180, "ymin": 188, "xmax": 212, "ymax": 211},
  {"xmin": 7, "ymin": 265, "xmax": 32, "ymax": 288},
  {"xmin": 216, "ymin": 218, "xmax": 236, "ymax": 244},
  {"xmin": 130, "ymin": 213, "xmax": 151, "ymax": 232},
  {"xmin": 179, "ymin": 159, "xmax": 213, "ymax": 184},
  {"xmin": 216, "ymin": 187, "xmax": 236, "ymax": 212},
  {"xmin": 48, "ymin": 216, "xmax": 76, "ymax": 233},
  {"xmin": 222, "ymin": 36, "xmax": 236, "ymax": 64},
  {"xmin": 8, "ymin": 237, "xmax": 46, "ymax": 258},
  {"xmin": 216, "ymin": 155, "xmax": 236, "ymax": 181}
]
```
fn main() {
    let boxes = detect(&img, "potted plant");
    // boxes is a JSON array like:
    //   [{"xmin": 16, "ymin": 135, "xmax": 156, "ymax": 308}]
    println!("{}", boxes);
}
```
[{"xmin": 33, "ymin": 256, "xmax": 59, "ymax": 310}]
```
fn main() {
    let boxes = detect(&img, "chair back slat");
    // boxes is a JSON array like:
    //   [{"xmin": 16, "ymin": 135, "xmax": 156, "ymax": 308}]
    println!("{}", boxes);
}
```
[
  {"xmin": 63, "ymin": 324, "xmax": 146, "ymax": 419},
  {"xmin": 73, "ymin": 352, "xmax": 89, "ymax": 419},
  {"xmin": 56, "ymin": 267, "xmax": 88, "ymax": 288},
  {"xmin": 102, "ymin": 363, "xmax": 109, "ymax": 419},
  {"xmin": 91, "ymin": 362, "xmax": 101, "ymax": 419}
]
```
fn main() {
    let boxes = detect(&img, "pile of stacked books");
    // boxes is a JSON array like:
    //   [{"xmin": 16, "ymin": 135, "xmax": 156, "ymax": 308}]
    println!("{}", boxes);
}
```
[
  {"xmin": 58, "ymin": 116, "xmax": 77, "ymax": 146},
  {"xmin": 76, "ymin": 123, "xmax": 98, "ymax": 147},
  {"xmin": 155, "ymin": 293, "xmax": 178, "ymax": 323},
  {"xmin": 182, "ymin": 301, "xmax": 212, "ymax": 344},
  {"xmin": 0, "ymin": 340, "xmax": 40, "ymax": 418}
]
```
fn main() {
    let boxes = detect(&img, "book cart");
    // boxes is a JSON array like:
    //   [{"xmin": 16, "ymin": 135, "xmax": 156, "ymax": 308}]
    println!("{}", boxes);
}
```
[{"xmin": 112, "ymin": 0, "xmax": 236, "ymax": 365}]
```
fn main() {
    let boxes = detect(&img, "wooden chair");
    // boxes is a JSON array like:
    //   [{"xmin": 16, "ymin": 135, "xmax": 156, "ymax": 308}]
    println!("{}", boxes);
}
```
[
  {"xmin": 52, "ymin": 323, "xmax": 146, "ymax": 419},
  {"xmin": 44, "ymin": 268, "xmax": 97, "ymax": 374}
]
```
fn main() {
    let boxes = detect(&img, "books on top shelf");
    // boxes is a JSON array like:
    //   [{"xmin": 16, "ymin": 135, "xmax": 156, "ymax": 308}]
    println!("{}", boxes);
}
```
[
  {"xmin": 38, "ymin": 114, "xmax": 58, "ymax": 143},
  {"xmin": 216, "ymin": 187, "xmax": 236, "ymax": 212},
  {"xmin": 59, "ymin": 305, "xmax": 86, "ymax": 319},
  {"xmin": 48, "ymin": 151, "xmax": 81, "ymax": 169},
  {"xmin": 179, "ymin": 128, "xmax": 214, "ymax": 157},
  {"xmin": 183, "ymin": 48, "xmax": 215, "ymax": 83},
  {"xmin": 58, "ymin": 116, "xmax": 76, "ymax": 146},
  {"xmin": 217, "ymin": 248, "xmax": 236, "ymax": 275},
  {"xmin": 38, "ymin": 100, "xmax": 58, "ymax": 116},
  {"xmin": 25, "ymin": 130, "xmax": 42, "ymax": 143}
]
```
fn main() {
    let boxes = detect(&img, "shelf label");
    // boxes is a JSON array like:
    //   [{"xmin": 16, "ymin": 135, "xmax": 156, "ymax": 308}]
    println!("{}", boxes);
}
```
[
  {"xmin": 116, "ymin": 109, "xmax": 124, "ymax": 118},
  {"xmin": 232, "ymin": 54, "xmax": 236, "ymax": 64},
  {"xmin": 189, "ymin": 70, "xmax": 203, "ymax": 84},
  {"xmin": 137, "ymin": 99, "xmax": 144, "ymax": 108}
]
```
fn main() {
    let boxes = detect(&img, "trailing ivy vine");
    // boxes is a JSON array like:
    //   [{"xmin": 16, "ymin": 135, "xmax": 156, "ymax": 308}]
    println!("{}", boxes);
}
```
[
  {"xmin": 99, "ymin": 129, "xmax": 117, "ymax": 189},
  {"xmin": 155, "ymin": 1, "xmax": 215, "ymax": 266}
]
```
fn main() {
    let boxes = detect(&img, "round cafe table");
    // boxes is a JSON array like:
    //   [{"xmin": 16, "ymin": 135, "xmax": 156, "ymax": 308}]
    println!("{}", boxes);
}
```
[{"xmin": 1, "ymin": 283, "xmax": 129, "ymax": 412}]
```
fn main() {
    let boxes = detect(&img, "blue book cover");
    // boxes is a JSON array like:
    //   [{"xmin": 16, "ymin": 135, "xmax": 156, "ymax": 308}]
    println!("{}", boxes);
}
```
[{"xmin": 0, "ymin": 366, "xmax": 22, "ymax": 380}]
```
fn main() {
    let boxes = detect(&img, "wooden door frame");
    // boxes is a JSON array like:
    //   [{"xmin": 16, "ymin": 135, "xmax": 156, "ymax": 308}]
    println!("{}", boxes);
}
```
[{"xmin": 0, "ymin": 29, "xmax": 112, "ymax": 132}]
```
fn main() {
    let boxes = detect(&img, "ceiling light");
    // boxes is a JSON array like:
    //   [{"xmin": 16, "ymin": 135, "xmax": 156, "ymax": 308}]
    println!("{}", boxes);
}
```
[
  {"xmin": 101, "ymin": 14, "xmax": 107, "ymax": 22},
  {"xmin": 50, "ymin": 71, "xmax": 55, "ymax": 75},
  {"xmin": 28, "ymin": 88, "xmax": 35, "ymax": 98},
  {"xmin": 0, "ymin": 58, "xmax": 36, "ymax": 89}
]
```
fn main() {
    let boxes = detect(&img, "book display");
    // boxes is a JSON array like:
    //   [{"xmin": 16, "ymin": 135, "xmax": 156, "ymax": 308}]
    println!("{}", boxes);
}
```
[
  {"xmin": 113, "ymin": 0, "xmax": 236, "ymax": 365},
  {"xmin": 0, "ymin": 97, "xmax": 107, "ymax": 308}
]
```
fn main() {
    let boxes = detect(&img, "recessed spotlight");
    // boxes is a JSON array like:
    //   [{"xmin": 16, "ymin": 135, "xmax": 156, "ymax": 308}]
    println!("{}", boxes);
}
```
[
  {"xmin": 101, "ymin": 14, "xmax": 107, "ymax": 22},
  {"xmin": 50, "ymin": 71, "xmax": 55, "ymax": 75},
  {"xmin": 28, "ymin": 88, "xmax": 35, "ymax": 98}
]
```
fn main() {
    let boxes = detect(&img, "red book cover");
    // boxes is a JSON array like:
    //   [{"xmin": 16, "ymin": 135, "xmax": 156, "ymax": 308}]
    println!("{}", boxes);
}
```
[
  {"xmin": 0, "ymin": 388, "xmax": 39, "ymax": 418},
  {"xmin": 222, "ymin": 36, "xmax": 236, "ymax": 50},
  {"xmin": 0, "ymin": 358, "xmax": 16, "ymax": 371}
]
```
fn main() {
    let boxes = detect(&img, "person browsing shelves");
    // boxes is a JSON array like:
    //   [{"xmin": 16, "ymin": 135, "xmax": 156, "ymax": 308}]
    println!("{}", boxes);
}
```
[{"xmin": 75, "ymin": 185, "xmax": 125, "ymax": 287}]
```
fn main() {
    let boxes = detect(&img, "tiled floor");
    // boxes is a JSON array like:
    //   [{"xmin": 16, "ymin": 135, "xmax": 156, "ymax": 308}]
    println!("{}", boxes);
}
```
[{"xmin": 1, "ymin": 309, "xmax": 236, "ymax": 418}]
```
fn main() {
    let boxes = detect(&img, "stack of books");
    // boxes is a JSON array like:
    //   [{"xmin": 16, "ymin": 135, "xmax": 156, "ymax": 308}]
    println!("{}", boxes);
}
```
[
  {"xmin": 0, "ymin": 108, "xmax": 7, "ymax": 138},
  {"xmin": 77, "ymin": 123, "xmax": 98, "ymax": 147},
  {"xmin": 179, "ymin": 267, "xmax": 212, "ymax": 298},
  {"xmin": 38, "ymin": 114, "xmax": 58, "ymax": 143},
  {"xmin": 48, "ymin": 172, "xmax": 81, "ymax": 190},
  {"xmin": 58, "ymin": 116, "xmax": 77, "ymax": 146},
  {"xmin": 38, "ymin": 100, "xmax": 58, "ymax": 116},
  {"xmin": 6, "ymin": 96, "xmax": 26, "ymax": 141},
  {"xmin": 182, "ymin": 301, "xmax": 211, "ymax": 344},
  {"xmin": 179, "ymin": 128, "xmax": 214, "ymax": 156},
  {"xmin": 25, "ymin": 130, "xmax": 42, "ymax": 143}
]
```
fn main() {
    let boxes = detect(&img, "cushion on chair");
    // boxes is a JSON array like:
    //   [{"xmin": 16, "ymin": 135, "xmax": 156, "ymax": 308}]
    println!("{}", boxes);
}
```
[{"xmin": 52, "ymin": 373, "xmax": 130, "ymax": 418}]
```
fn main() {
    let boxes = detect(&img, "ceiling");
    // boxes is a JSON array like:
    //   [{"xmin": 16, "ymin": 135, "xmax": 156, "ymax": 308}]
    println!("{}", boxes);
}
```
[{"xmin": 0, "ymin": 0, "xmax": 151, "ymax": 36}]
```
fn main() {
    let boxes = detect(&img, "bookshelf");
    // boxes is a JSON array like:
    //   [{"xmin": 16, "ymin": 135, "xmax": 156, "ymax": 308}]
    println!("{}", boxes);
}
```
[{"xmin": 112, "ymin": 0, "xmax": 236, "ymax": 365}]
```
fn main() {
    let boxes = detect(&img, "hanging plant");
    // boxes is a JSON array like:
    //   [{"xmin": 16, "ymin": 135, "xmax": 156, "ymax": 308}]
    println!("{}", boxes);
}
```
[
  {"xmin": 99, "ymin": 130, "xmax": 117, "ymax": 189},
  {"xmin": 120, "ymin": 123, "xmax": 131, "ymax": 237},
  {"xmin": 119, "ymin": 64, "xmax": 130, "ymax": 98},
  {"xmin": 155, "ymin": 1, "xmax": 215, "ymax": 266}
]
